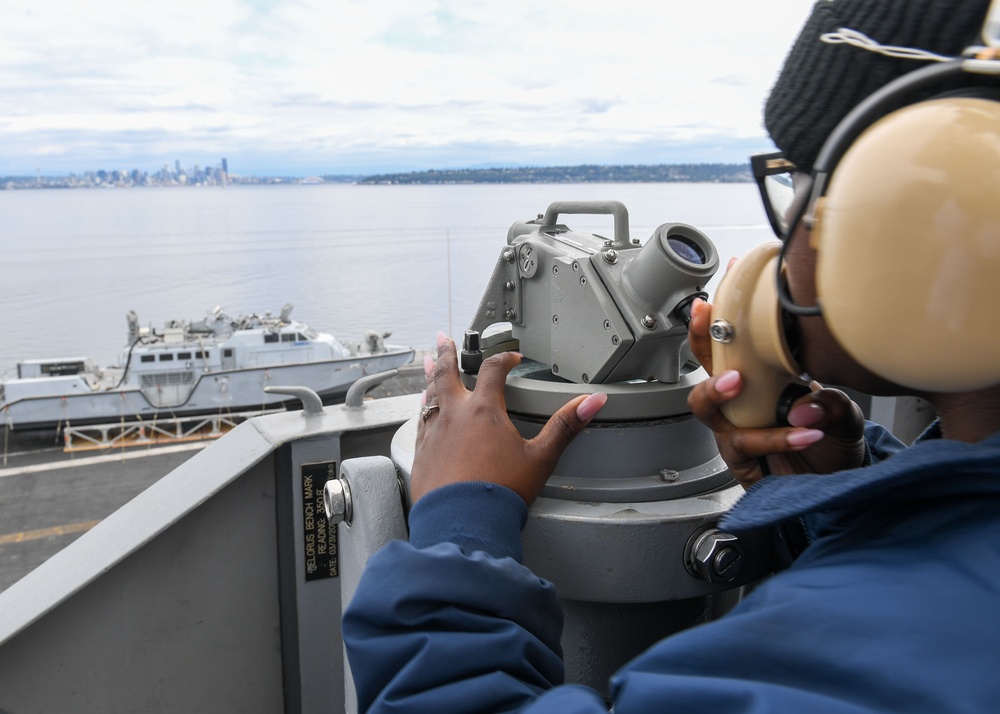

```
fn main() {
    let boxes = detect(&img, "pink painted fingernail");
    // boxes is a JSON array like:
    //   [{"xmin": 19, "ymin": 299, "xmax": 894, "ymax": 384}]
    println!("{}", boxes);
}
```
[
  {"xmin": 787, "ymin": 429, "xmax": 824, "ymax": 448},
  {"xmin": 576, "ymin": 392, "xmax": 607, "ymax": 422},
  {"xmin": 787, "ymin": 402, "xmax": 825, "ymax": 428},
  {"xmin": 436, "ymin": 331, "xmax": 448, "ymax": 348},
  {"xmin": 715, "ymin": 370, "xmax": 740, "ymax": 393},
  {"xmin": 420, "ymin": 390, "xmax": 427, "ymax": 406},
  {"xmin": 424, "ymin": 354, "xmax": 434, "ymax": 376}
]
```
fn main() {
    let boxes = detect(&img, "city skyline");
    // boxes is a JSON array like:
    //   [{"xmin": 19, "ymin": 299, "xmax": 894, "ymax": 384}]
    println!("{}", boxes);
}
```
[
  {"xmin": 1, "ymin": 157, "xmax": 756, "ymax": 190},
  {"xmin": 1, "ymin": 158, "xmax": 236, "ymax": 189},
  {"xmin": 2, "ymin": 1, "xmax": 814, "ymax": 177}
]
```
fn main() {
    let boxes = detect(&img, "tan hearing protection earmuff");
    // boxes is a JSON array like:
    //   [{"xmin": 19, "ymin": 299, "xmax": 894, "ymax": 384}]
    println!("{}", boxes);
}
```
[
  {"xmin": 814, "ymin": 95, "xmax": 1000, "ymax": 392},
  {"xmin": 709, "ymin": 242, "xmax": 811, "ymax": 428},
  {"xmin": 712, "ymin": 57, "xmax": 1000, "ymax": 427}
]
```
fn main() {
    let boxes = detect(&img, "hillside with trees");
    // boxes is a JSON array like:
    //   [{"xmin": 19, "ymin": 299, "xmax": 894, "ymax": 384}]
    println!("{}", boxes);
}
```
[{"xmin": 353, "ymin": 164, "xmax": 751, "ymax": 185}]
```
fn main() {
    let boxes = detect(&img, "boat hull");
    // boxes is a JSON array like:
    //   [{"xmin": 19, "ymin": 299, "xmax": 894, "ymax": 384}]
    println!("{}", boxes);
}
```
[{"xmin": 1, "ymin": 349, "xmax": 414, "ymax": 432}]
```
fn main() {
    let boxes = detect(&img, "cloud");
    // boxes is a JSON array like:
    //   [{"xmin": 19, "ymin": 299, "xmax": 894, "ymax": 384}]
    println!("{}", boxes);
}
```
[
  {"xmin": 710, "ymin": 74, "xmax": 750, "ymax": 88},
  {"xmin": 0, "ymin": 0, "xmax": 815, "ymax": 176}
]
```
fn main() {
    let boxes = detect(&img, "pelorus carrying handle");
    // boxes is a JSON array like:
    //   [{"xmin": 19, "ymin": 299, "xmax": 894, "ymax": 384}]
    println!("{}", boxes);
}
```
[{"xmin": 541, "ymin": 201, "xmax": 631, "ymax": 250}]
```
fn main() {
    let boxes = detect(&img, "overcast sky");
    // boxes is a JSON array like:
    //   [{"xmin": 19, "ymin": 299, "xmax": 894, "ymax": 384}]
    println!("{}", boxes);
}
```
[{"xmin": 2, "ymin": 1, "xmax": 814, "ymax": 177}]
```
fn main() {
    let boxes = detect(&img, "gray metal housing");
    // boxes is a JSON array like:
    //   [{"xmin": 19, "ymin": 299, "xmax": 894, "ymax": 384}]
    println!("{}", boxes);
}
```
[
  {"xmin": 0, "ymin": 386, "xmax": 420, "ymax": 714},
  {"xmin": 468, "ymin": 201, "xmax": 719, "ymax": 385}
]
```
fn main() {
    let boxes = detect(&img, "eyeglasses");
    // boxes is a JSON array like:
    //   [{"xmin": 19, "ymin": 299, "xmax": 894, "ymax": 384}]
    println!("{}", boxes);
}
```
[
  {"xmin": 751, "ymin": 151, "xmax": 798, "ymax": 239},
  {"xmin": 751, "ymin": 151, "xmax": 824, "ymax": 317}
]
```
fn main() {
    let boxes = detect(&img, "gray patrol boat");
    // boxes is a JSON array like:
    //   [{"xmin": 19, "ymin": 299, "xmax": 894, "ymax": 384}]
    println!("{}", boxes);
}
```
[{"xmin": 0, "ymin": 303, "xmax": 414, "ymax": 431}]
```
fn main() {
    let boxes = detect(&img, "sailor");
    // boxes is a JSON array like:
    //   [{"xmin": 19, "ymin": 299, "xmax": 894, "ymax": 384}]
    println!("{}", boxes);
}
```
[{"xmin": 343, "ymin": 1, "xmax": 1000, "ymax": 711}]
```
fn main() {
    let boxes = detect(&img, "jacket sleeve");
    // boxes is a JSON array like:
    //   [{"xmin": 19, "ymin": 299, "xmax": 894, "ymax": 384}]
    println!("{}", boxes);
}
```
[
  {"xmin": 341, "ymin": 482, "xmax": 608, "ymax": 714},
  {"xmin": 863, "ymin": 419, "xmax": 908, "ymax": 462},
  {"xmin": 766, "ymin": 421, "xmax": 908, "ymax": 568}
]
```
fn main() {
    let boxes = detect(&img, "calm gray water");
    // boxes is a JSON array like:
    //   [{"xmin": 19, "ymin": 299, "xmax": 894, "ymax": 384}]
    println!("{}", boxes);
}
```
[{"xmin": 0, "ymin": 183, "xmax": 772, "ymax": 376}]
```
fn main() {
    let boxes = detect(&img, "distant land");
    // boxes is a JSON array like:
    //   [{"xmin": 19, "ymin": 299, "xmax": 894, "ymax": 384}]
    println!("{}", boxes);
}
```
[
  {"xmin": 1, "ymin": 163, "xmax": 751, "ymax": 190},
  {"xmin": 352, "ymin": 164, "xmax": 751, "ymax": 185}
]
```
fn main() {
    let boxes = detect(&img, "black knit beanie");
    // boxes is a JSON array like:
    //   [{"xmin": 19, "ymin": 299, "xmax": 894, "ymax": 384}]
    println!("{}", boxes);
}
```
[{"xmin": 764, "ymin": 0, "xmax": 991, "ymax": 171}]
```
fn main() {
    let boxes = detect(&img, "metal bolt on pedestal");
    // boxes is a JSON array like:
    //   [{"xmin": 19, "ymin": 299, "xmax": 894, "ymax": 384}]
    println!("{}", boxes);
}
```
[
  {"xmin": 686, "ymin": 528, "xmax": 744, "ymax": 583},
  {"xmin": 324, "ymin": 478, "xmax": 353, "ymax": 526}
]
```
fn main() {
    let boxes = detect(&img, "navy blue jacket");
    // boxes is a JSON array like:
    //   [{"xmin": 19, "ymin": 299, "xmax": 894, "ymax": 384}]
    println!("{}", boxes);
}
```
[{"xmin": 343, "ymin": 423, "xmax": 1000, "ymax": 712}]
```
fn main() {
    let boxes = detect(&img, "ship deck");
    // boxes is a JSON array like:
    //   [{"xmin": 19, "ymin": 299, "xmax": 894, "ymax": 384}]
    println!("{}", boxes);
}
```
[{"xmin": 0, "ymin": 359, "xmax": 428, "ymax": 592}]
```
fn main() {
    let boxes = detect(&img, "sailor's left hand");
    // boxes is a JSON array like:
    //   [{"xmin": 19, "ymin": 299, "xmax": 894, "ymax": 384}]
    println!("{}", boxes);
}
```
[
  {"xmin": 411, "ymin": 332, "xmax": 606, "ymax": 506},
  {"xmin": 687, "ymin": 298, "xmax": 866, "ymax": 489}
]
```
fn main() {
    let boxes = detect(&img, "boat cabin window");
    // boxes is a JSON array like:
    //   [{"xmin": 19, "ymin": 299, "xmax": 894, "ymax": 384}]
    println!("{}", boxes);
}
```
[
  {"xmin": 34, "ymin": 360, "xmax": 87, "ymax": 376},
  {"xmin": 140, "ymin": 355, "xmax": 155, "ymax": 363},
  {"xmin": 178, "ymin": 351, "xmax": 192, "ymax": 360},
  {"xmin": 264, "ymin": 333, "xmax": 279, "ymax": 343},
  {"xmin": 223, "ymin": 348, "xmax": 234, "ymax": 358},
  {"xmin": 197, "ymin": 350, "xmax": 210, "ymax": 360},
  {"xmin": 159, "ymin": 353, "xmax": 174, "ymax": 361},
  {"xmin": 276, "ymin": 333, "xmax": 309, "ymax": 343}
]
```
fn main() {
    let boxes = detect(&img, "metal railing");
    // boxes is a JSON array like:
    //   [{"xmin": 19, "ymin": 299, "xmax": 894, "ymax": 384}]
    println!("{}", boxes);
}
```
[{"xmin": 61, "ymin": 408, "xmax": 285, "ymax": 451}]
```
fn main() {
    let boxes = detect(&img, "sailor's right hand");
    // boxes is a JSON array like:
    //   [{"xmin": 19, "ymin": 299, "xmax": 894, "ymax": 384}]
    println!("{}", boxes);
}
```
[
  {"xmin": 687, "ymin": 299, "xmax": 866, "ymax": 489},
  {"xmin": 410, "ymin": 332, "xmax": 607, "ymax": 506}
]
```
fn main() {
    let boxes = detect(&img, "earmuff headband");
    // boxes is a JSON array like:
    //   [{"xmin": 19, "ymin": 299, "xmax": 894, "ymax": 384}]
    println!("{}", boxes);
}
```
[{"xmin": 776, "ymin": 59, "xmax": 995, "ymax": 319}]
